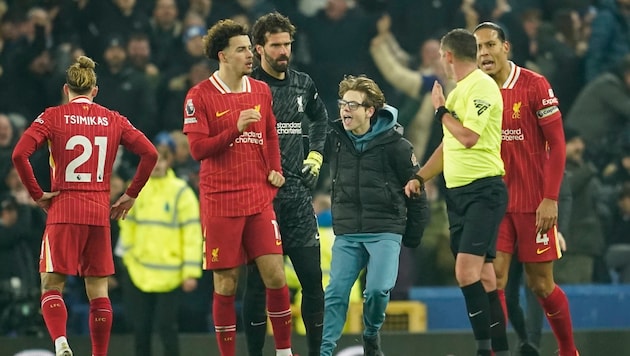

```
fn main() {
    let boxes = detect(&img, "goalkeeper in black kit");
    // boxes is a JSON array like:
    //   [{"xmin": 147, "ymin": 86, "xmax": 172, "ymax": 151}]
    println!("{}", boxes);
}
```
[{"xmin": 244, "ymin": 12, "xmax": 329, "ymax": 356}]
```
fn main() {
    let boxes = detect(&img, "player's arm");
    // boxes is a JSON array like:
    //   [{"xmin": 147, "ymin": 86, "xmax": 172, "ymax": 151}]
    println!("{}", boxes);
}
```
[
  {"xmin": 121, "ymin": 132, "xmax": 158, "ymax": 198},
  {"xmin": 533, "ymin": 78, "xmax": 565, "ymax": 231},
  {"xmin": 540, "ymin": 119, "xmax": 566, "ymax": 200},
  {"xmin": 187, "ymin": 129, "xmax": 243, "ymax": 161},
  {"xmin": 12, "ymin": 133, "xmax": 46, "ymax": 201},
  {"xmin": 183, "ymin": 90, "xmax": 243, "ymax": 160},
  {"xmin": 112, "ymin": 132, "xmax": 157, "ymax": 220},
  {"xmin": 535, "ymin": 78, "xmax": 566, "ymax": 202}
]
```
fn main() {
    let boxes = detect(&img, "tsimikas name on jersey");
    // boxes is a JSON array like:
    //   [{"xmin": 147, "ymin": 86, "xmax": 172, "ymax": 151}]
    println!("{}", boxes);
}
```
[
  {"xmin": 276, "ymin": 122, "xmax": 302, "ymax": 135},
  {"xmin": 63, "ymin": 114, "xmax": 109, "ymax": 126},
  {"xmin": 502, "ymin": 128, "xmax": 524, "ymax": 141},
  {"xmin": 234, "ymin": 130, "xmax": 263, "ymax": 145}
]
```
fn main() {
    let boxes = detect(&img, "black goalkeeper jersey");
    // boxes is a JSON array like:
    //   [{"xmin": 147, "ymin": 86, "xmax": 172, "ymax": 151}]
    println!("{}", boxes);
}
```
[{"xmin": 251, "ymin": 67, "xmax": 328, "ymax": 199}]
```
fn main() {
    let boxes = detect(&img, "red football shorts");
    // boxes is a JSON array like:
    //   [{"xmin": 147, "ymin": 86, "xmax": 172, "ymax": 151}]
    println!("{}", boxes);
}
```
[
  {"xmin": 496, "ymin": 212, "xmax": 562, "ymax": 263},
  {"xmin": 40, "ymin": 223, "xmax": 114, "ymax": 276},
  {"xmin": 202, "ymin": 205, "xmax": 283, "ymax": 270}
]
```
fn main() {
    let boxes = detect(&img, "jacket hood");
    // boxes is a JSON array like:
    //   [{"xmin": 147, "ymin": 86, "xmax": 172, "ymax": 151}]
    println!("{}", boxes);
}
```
[{"xmin": 347, "ymin": 104, "xmax": 398, "ymax": 149}]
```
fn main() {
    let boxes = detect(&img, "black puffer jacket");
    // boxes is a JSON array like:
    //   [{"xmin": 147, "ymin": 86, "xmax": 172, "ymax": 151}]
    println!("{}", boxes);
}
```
[{"xmin": 325, "ymin": 108, "xmax": 429, "ymax": 247}]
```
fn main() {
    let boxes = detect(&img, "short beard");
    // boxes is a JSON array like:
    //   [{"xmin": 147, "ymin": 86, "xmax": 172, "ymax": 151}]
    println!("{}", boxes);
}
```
[{"xmin": 265, "ymin": 52, "xmax": 289, "ymax": 73}]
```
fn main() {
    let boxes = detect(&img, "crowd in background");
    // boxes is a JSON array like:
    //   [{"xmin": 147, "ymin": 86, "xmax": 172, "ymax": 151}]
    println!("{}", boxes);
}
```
[{"xmin": 1, "ymin": 0, "xmax": 630, "ymax": 337}]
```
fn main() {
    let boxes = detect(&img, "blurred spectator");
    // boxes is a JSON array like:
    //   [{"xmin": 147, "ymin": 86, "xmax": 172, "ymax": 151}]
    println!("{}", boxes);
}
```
[
  {"xmin": 566, "ymin": 54, "xmax": 630, "ymax": 170},
  {"xmin": 555, "ymin": 128, "xmax": 606, "ymax": 284},
  {"xmin": 585, "ymin": 0, "xmax": 630, "ymax": 82},
  {"xmin": 169, "ymin": 130, "xmax": 200, "ymax": 186},
  {"xmin": 0, "ymin": 193, "xmax": 42, "ymax": 336},
  {"xmin": 160, "ymin": 25, "xmax": 209, "ymax": 86},
  {"xmin": 77, "ymin": 0, "xmax": 151, "ymax": 61},
  {"xmin": 280, "ymin": 0, "xmax": 383, "ymax": 117},
  {"xmin": 535, "ymin": 8, "xmax": 588, "ymax": 112},
  {"xmin": 126, "ymin": 32, "xmax": 160, "ymax": 92},
  {"xmin": 96, "ymin": 34, "xmax": 158, "ymax": 147},
  {"xmin": 386, "ymin": 0, "xmax": 458, "ymax": 53},
  {"xmin": 509, "ymin": 7, "xmax": 544, "ymax": 70},
  {"xmin": 602, "ymin": 138, "xmax": 630, "ymax": 193},
  {"xmin": 0, "ymin": 9, "xmax": 56, "ymax": 120},
  {"xmin": 148, "ymin": 0, "xmax": 183, "ymax": 71},
  {"xmin": 187, "ymin": 0, "xmax": 242, "ymax": 27},
  {"xmin": 117, "ymin": 143, "xmax": 202, "ymax": 356},
  {"xmin": 369, "ymin": 17, "xmax": 449, "ymax": 163},
  {"xmin": 605, "ymin": 184, "xmax": 630, "ymax": 283},
  {"xmin": 0, "ymin": 113, "xmax": 17, "ymax": 193},
  {"xmin": 158, "ymin": 57, "xmax": 215, "ymax": 132}
]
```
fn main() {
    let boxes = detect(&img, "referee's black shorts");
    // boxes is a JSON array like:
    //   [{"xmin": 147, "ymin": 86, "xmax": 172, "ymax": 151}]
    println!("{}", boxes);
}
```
[{"xmin": 444, "ymin": 176, "xmax": 507, "ymax": 259}]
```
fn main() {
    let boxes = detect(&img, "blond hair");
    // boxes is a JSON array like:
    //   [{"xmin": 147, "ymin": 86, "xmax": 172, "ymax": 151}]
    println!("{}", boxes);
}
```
[
  {"xmin": 66, "ymin": 55, "xmax": 97, "ymax": 94},
  {"xmin": 338, "ymin": 74, "xmax": 385, "ymax": 111}
]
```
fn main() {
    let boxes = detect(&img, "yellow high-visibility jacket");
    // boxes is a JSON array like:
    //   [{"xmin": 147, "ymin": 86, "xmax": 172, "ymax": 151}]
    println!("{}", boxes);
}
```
[{"xmin": 118, "ymin": 169, "xmax": 202, "ymax": 292}]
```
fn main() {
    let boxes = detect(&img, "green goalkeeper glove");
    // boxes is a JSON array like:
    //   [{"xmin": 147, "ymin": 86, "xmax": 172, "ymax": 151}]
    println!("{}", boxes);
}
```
[{"xmin": 301, "ymin": 151, "xmax": 323, "ymax": 190}]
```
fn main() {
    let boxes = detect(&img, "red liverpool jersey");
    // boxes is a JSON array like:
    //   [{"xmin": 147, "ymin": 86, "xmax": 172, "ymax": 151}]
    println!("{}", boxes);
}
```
[
  {"xmin": 183, "ymin": 72, "xmax": 282, "ymax": 217},
  {"xmin": 23, "ymin": 97, "xmax": 145, "ymax": 225},
  {"xmin": 500, "ymin": 63, "xmax": 564, "ymax": 212}
]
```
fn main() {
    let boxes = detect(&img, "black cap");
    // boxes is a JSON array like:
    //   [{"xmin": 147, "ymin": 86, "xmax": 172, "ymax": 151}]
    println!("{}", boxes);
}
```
[
  {"xmin": 564, "ymin": 126, "xmax": 581, "ymax": 142},
  {"xmin": 104, "ymin": 35, "xmax": 126, "ymax": 49}
]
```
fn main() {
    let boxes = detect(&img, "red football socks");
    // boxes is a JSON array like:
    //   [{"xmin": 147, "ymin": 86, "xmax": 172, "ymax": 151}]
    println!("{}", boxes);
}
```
[
  {"xmin": 41, "ymin": 290, "xmax": 67, "ymax": 341},
  {"xmin": 539, "ymin": 285, "xmax": 577, "ymax": 355},
  {"xmin": 213, "ymin": 292, "xmax": 237, "ymax": 356},
  {"xmin": 89, "ymin": 297, "xmax": 112, "ymax": 356},
  {"xmin": 266, "ymin": 285, "xmax": 292, "ymax": 350}
]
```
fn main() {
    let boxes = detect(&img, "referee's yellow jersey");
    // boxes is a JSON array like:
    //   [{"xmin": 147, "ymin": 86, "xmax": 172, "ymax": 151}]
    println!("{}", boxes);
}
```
[{"xmin": 443, "ymin": 69, "xmax": 505, "ymax": 188}]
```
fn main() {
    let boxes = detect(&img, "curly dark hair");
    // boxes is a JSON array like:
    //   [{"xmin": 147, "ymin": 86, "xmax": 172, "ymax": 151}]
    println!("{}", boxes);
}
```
[
  {"xmin": 203, "ymin": 19, "xmax": 249, "ymax": 61},
  {"xmin": 250, "ymin": 12, "xmax": 296, "ymax": 60}
]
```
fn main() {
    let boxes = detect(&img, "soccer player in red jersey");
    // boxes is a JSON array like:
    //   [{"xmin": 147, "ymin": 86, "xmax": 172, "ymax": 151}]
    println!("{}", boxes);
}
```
[
  {"xmin": 473, "ymin": 22, "xmax": 579, "ymax": 356},
  {"xmin": 11, "ymin": 55, "xmax": 158, "ymax": 356},
  {"xmin": 182, "ymin": 19, "xmax": 293, "ymax": 356}
]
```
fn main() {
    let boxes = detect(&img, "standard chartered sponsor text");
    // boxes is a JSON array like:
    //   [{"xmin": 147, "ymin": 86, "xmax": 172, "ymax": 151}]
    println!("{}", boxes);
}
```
[
  {"xmin": 235, "ymin": 131, "xmax": 264, "ymax": 145},
  {"xmin": 502, "ymin": 128, "xmax": 524, "ymax": 141},
  {"xmin": 276, "ymin": 122, "xmax": 302, "ymax": 135}
]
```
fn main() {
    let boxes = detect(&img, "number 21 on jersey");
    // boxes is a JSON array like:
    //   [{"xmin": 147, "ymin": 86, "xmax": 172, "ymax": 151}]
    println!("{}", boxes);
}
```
[{"xmin": 65, "ymin": 135, "xmax": 107, "ymax": 183}]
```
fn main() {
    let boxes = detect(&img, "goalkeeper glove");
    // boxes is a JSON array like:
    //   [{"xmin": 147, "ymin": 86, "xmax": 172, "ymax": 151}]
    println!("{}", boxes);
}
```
[{"xmin": 301, "ymin": 151, "xmax": 323, "ymax": 190}]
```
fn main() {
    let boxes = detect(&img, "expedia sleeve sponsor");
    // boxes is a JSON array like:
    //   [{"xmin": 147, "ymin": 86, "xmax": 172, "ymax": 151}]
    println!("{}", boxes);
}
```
[
  {"xmin": 536, "ymin": 106, "xmax": 559, "ymax": 119},
  {"xmin": 502, "ymin": 128, "xmax": 524, "ymax": 141}
]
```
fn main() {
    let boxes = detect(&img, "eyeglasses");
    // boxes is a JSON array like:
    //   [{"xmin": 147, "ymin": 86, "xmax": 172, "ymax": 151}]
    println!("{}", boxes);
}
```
[{"xmin": 337, "ymin": 99, "xmax": 368, "ymax": 111}]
